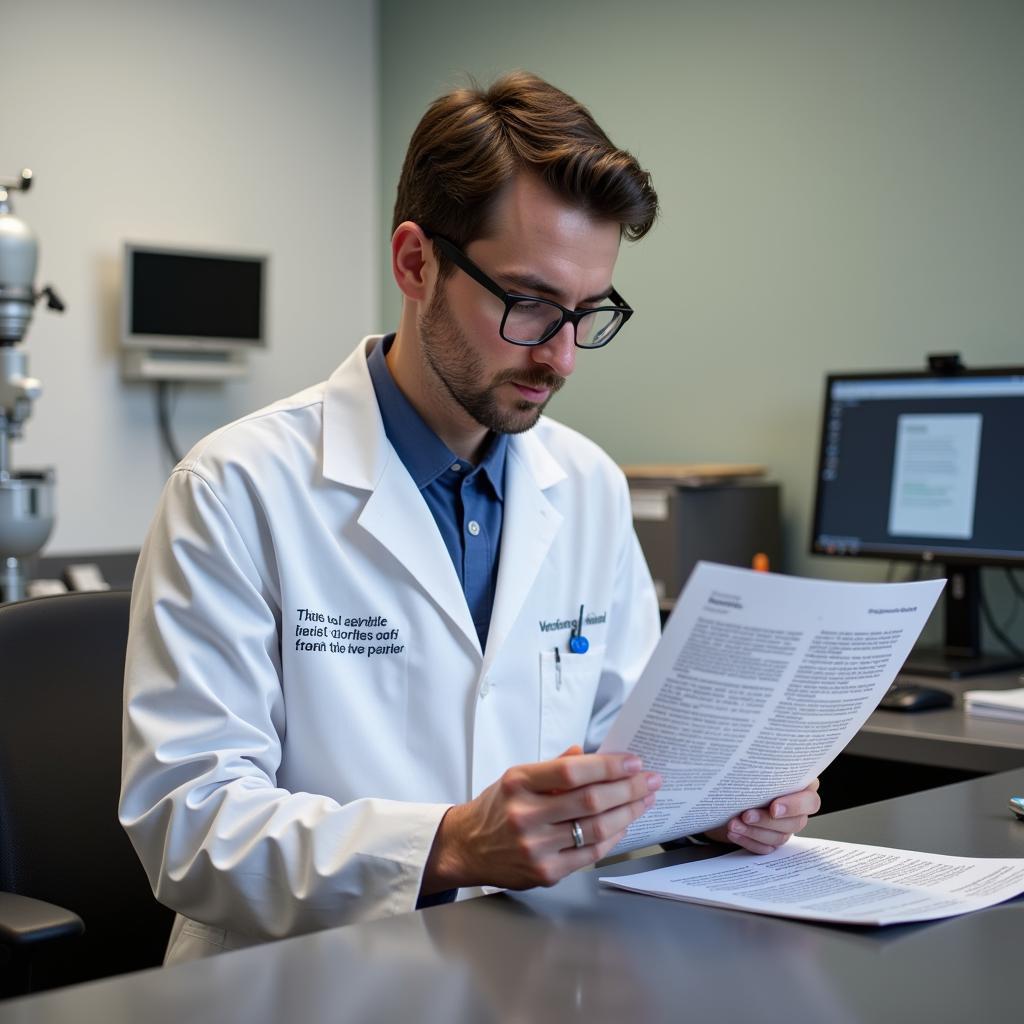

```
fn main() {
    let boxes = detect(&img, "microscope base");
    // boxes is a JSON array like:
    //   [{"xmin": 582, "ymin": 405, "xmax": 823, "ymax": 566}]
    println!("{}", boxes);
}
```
[{"xmin": 0, "ymin": 467, "xmax": 55, "ymax": 602}]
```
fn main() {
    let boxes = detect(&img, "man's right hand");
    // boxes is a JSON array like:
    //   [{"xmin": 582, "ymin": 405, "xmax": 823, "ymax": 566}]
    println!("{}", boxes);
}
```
[{"xmin": 421, "ymin": 749, "xmax": 661, "ymax": 895}]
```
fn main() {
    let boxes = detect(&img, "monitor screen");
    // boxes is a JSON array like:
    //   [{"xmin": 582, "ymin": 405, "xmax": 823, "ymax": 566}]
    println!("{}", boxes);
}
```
[
  {"xmin": 811, "ymin": 368, "xmax": 1024, "ymax": 566},
  {"xmin": 124, "ymin": 245, "xmax": 266, "ymax": 348}
]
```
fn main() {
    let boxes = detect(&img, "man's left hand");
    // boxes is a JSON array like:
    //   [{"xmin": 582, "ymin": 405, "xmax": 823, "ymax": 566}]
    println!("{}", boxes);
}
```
[{"xmin": 703, "ymin": 779, "xmax": 821, "ymax": 855}]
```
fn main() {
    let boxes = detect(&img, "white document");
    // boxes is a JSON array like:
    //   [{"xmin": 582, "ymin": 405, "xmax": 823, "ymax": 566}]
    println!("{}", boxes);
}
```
[
  {"xmin": 888, "ymin": 413, "xmax": 982, "ymax": 540},
  {"xmin": 599, "ymin": 563, "xmax": 944, "ymax": 853},
  {"xmin": 600, "ymin": 836, "xmax": 1024, "ymax": 926},
  {"xmin": 963, "ymin": 687, "xmax": 1024, "ymax": 723}
]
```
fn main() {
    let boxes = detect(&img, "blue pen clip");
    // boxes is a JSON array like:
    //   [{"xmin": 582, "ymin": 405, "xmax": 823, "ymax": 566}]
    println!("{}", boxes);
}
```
[{"xmin": 569, "ymin": 603, "xmax": 589, "ymax": 654}]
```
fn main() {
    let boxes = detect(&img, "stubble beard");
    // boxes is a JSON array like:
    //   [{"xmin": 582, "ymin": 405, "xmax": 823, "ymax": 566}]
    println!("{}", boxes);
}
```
[{"xmin": 419, "ymin": 287, "xmax": 565, "ymax": 435}]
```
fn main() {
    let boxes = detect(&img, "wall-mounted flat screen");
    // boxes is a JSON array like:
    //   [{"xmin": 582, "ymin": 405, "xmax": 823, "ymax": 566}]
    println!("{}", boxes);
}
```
[{"xmin": 123, "ymin": 243, "xmax": 267, "ymax": 351}]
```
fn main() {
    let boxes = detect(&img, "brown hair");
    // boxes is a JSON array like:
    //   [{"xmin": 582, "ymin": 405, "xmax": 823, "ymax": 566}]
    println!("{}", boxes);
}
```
[{"xmin": 392, "ymin": 71, "xmax": 658, "ymax": 271}]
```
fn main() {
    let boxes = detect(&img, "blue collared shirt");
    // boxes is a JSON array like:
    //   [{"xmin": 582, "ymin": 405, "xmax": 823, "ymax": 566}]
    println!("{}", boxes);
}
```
[{"xmin": 367, "ymin": 335, "xmax": 508, "ymax": 652}]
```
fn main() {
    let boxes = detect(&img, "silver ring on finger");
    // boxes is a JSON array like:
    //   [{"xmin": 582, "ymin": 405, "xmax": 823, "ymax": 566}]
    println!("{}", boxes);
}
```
[{"xmin": 571, "ymin": 819, "xmax": 585, "ymax": 849}]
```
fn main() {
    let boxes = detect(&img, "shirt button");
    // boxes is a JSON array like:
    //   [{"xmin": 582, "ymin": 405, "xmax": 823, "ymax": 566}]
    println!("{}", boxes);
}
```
[
  {"xmin": 451, "ymin": 463, "xmax": 462, "ymax": 473},
  {"xmin": 467, "ymin": 520, "xmax": 481, "ymax": 537},
  {"xmin": 480, "ymin": 677, "xmax": 491, "ymax": 698}
]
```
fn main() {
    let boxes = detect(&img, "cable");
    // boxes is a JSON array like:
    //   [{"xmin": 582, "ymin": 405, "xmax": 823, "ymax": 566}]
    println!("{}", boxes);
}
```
[
  {"xmin": 979, "ymin": 574, "xmax": 1024, "ymax": 658},
  {"xmin": 155, "ymin": 381, "xmax": 183, "ymax": 467},
  {"xmin": 996, "ymin": 568, "xmax": 1024, "ymax": 638},
  {"xmin": 998, "ymin": 569, "xmax": 1021, "ymax": 631}
]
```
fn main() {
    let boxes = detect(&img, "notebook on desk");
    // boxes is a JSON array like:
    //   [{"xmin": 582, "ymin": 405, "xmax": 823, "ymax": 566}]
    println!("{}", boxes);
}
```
[{"xmin": 963, "ymin": 687, "xmax": 1024, "ymax": 722}]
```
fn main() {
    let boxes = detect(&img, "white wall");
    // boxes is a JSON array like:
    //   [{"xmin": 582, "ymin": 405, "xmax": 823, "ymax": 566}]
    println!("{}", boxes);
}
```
[{"xmin": 1, "ymin": 0, "xmax": 379, "ymax": 553}]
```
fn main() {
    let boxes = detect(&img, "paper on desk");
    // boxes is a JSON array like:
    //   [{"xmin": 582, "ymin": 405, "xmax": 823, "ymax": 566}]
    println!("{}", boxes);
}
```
[
  {"xmin": 600, "ymin": 836, "xmax": 1024, "ymax": 926},
  {"xmin": 963, "ymin": 687, "xmax": 1024, "ymax": 723},
  {"xmin": 599, "ymin": 563, "xmax": 944, "ymax": 853}
]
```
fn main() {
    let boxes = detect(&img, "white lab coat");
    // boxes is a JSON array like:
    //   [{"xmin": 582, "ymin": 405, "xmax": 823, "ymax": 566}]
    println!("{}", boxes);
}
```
[{"xmin": 119, "ymin": 335, "xmax": 660, "ymax": 963}]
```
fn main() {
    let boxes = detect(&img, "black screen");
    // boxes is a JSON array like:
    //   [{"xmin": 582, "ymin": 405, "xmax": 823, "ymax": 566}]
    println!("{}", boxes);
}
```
[
  {"xmin": 811, "ymin": 371, "xmax": 1024, "ymax": 564},
  {"xmin": 130, "ymin": 250, "xmax": 263, "ymax": 341}
]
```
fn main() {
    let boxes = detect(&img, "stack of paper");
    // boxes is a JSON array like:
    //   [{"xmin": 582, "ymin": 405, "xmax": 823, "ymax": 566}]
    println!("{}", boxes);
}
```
[
  {"xmin": 963, "ymin": 686, "xmax": 1024, "ymax": 723},
  {"xmin": 600, "ymin": 836, "xmax": 1024, "ymax": 926}
]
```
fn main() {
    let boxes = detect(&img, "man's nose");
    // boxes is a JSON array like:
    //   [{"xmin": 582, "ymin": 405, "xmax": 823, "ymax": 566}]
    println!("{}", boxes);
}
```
[{"xmin": 530, "ymin": 321, "xmax": 576, "ymax": 378}]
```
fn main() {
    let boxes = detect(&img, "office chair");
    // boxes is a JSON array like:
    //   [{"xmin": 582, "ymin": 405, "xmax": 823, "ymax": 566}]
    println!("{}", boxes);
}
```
[{"xmin": 0, "ymin": 591, "xmax": 174, "ymax": 997}]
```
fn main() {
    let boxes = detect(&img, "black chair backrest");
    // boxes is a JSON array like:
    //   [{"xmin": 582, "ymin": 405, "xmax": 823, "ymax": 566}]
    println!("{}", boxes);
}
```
[{"xmin": 0, "ymin": 591, "xmax": 173, "ymax": 990}]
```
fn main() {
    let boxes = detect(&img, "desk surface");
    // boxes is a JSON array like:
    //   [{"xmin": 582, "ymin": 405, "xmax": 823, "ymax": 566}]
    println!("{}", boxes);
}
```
[
  {"xmin": 3, "ymin": 769, "xmax": 1022, "ymax": 1024},
  {"xmin": 847, "ymin": 669, "xmax": 1024, "ymax": 772}
]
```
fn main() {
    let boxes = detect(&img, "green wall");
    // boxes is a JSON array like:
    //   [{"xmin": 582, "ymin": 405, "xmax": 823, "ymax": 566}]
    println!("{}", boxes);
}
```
[{"xmin": 379, "ymin": 0, "xmax": 1024, "ymax": 609}]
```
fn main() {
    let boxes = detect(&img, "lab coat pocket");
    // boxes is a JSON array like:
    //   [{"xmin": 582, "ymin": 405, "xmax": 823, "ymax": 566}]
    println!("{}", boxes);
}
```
[{"xmin": 538, "ymin": 645, "xmax": 606, "ymax": 761}]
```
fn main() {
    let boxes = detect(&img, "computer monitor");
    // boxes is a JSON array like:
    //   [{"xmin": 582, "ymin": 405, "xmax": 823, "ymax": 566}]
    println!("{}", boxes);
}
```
[
  {"xmin": 121, "ymin": 243, "xmax": 267, "ymax": 380},
  {"xmin": 810, "ymin": 364, "xmax": 1024, "ymax": 678}
]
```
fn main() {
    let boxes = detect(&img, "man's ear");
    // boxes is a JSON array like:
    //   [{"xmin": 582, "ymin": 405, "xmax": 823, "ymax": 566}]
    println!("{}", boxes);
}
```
[{"xmin": 391, "ymin": 222, "xmax": 435, "ymax": 303}]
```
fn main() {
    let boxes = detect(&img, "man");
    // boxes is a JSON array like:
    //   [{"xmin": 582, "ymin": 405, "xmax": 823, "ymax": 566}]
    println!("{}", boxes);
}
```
[{"xmin": 120, "ymin": 72, "xmax": 820, "ymax": 964}]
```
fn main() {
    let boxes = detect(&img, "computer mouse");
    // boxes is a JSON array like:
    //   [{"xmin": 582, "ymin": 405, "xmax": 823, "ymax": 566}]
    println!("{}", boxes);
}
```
[{"xmin": 879, "ymin": 684, "xmax": 954, "ymax": 712}]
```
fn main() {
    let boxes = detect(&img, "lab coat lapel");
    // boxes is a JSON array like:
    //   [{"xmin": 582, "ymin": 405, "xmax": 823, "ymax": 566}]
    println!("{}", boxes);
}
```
[
  {"xmin": 482, "ymin": 432, "xmax": 566, "ymax": 675},
  {"xmin": 322, "ymin": 336, "xmax": 480, "ymax": 654},
  {"xmin": 358, "ymin": 458, "xmax": 480, "ymax": 654}
]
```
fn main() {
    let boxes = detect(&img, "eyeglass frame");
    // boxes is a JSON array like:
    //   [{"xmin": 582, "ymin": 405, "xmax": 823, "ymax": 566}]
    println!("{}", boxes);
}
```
[{"xmin": 421, "ymin": 229, "xmax": 634, "ymax": 349}]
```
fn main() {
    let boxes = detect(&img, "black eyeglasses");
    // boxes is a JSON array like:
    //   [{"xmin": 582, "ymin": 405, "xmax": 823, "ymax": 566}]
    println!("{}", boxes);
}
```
[{"xmin": 423, "ymin": 231, "xmax": 633, "ymax": 349}]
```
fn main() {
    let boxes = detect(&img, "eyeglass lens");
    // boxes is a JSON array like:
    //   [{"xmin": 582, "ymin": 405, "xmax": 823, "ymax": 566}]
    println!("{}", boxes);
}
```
[{"xmin": 503, "ymin": 300, "xmax": 624, "ymax": 348}]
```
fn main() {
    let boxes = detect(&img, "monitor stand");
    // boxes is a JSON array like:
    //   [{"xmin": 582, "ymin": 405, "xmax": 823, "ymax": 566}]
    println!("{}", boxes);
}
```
[{"xmin": 902, "ymin": 565, "xmax": 1024, "ymax": 679}]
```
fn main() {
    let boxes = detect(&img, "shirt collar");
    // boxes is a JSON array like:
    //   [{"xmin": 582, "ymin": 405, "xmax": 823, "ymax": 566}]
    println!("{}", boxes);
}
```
[
  {"xmin": 367, "ymin": 334, "xmax": 507, "ymax": 498},
  {"xmin": 476, "ymin": 430, "xmax": 508, "ymax": 500}
]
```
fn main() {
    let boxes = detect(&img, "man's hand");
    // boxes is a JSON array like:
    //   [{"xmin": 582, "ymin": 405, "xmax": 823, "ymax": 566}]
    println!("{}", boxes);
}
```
[
  {"xmin": 422, "ymin": 747, "xmax": 661, "ymax": 894},
  {"xmin": 703, "ymin": 779, "xmax": 821, "ymax": 854}
]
